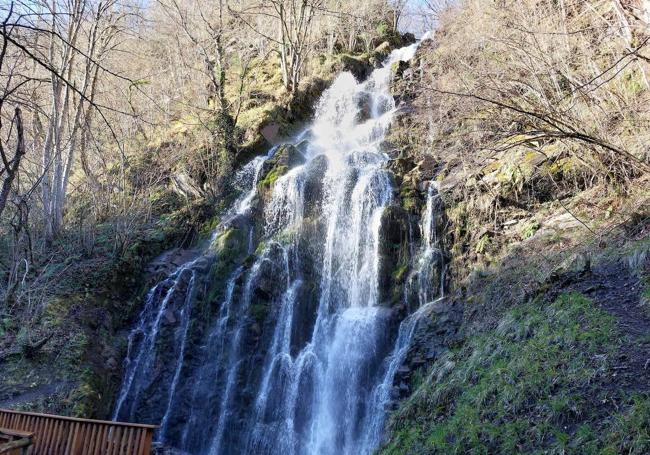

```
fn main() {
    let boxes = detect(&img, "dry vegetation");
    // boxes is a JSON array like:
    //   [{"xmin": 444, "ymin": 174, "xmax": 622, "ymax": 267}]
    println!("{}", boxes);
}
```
[{"xmin": 394, "ymin": 0, "xmax": 650, "ymax": 287}]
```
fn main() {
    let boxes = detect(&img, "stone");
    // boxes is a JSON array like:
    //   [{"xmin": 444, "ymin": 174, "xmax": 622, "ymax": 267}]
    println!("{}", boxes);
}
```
[
  {"xmin": 106, "ymin": 357, "xmax": 118, "ymax": 370},
  {"xmin": 339, "ymin": 54, "xmax": 372, "ymax": 80},
  {"xmin": 397, "ymin": 365, "xmax": 411, "ymax": 376},
  {"xmin": 164, "ymin": 309, "xmax": 177, "ymax": 325}
]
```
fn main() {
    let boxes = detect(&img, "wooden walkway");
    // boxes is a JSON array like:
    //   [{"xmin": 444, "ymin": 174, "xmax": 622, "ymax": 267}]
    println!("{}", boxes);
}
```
[{"xmin": 0, "ymin": 409, "xmax": 157, "ymax": 455}]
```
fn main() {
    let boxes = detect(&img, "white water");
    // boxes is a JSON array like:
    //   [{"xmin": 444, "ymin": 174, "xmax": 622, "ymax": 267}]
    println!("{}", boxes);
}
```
[
  {"xmin": 240, "ymin": 42, "xmax": 422, "ymax": 455},
  {"xmin": 114, "ymin": 39, "xmax": 445, "ymax": 455},
  {"xmin": 113, "ymin": 156, "xmax": 270, "ymax": 427}
]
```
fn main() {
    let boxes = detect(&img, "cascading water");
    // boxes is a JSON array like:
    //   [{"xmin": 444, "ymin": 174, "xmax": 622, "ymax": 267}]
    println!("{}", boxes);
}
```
[{"xmin": 114, "ymin": 37, "xmax": 445, "ymax": 455}]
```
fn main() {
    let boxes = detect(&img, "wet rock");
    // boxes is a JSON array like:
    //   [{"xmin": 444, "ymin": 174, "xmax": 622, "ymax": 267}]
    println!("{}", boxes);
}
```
[
  {"xmin": 378, "ymin": 204, "xmax": 410, "ymax": 306},
  {"xmin": 164, "ymin": 309, "xmax": 177, "ymax": 325},
  {"xmin": 388, "ymin": 298, "xmax": 464, "ymax": 407},
  {"xmin": 302, "ymin": 154, "xmax": 328, "ymax": 217},
  {"xmin": 258, "ymin": 144, "xmax": 306, "ymax": 192}
]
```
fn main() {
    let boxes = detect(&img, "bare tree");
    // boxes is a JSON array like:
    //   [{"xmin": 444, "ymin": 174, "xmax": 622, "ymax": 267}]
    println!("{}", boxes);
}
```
[
  {"xmin": 0, "ymin": 3, "xmax": 29, "ymax": 218},
  {"xmin": 234, "ymin": 0, "xmax": 325, "ymax": 93},
  {"xmin": 0, "ymin": 108, "xmax": 25, "ymax": 218}
]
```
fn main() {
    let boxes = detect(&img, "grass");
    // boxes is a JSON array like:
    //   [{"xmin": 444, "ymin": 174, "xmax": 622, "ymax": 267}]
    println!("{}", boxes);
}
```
[{"xmin": 378, "ymin": 292, "xmax": 649, "ymax": 455}]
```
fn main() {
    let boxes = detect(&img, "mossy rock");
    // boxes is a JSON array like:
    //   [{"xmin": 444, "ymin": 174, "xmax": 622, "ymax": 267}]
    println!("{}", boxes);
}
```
[
  {"xmin": 206, "ymin": 227, "xmax": 247, "ymax": 305},
  {"xmin": 337, "ymin": 54, "xmax": 373, "ymax": 80},
  {"xmin": 249, "ymin": 302, "xmax": 270, "ymax": 324},
  {"xmin": 258, "ymin": 143, "xmax": 306, "ymax": 191},
  {"xmin": 378, "ymin": 205, "xmax": 411, "ymax": 306}
]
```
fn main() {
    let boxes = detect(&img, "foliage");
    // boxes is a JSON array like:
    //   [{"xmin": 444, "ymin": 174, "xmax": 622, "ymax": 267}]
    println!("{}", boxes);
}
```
[{"xmin": 380, "ymin": 293, "xmax": 639, "ymax": 455}]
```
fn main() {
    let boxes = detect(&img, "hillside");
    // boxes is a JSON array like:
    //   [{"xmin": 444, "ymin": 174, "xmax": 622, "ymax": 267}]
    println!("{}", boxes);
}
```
[{"xmin": 378, "ymin": 0, "xmax": 650, "ymax": 453}]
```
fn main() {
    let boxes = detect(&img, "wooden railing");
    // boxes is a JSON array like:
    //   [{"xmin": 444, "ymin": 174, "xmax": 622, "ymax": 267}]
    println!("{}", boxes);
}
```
[
  {"xmin": 0, "ymin": 427, "xmax": 33, "ymax": 455},
  {"xmin": 0, "ymin": 409, "xmax": 157, "ymax": 455}
]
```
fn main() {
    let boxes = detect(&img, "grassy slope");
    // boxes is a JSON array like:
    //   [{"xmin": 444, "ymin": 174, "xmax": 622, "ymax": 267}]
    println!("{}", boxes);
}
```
[{"xmin": 381, "ymin": 292, "xmax": 650, "ymax": 454}]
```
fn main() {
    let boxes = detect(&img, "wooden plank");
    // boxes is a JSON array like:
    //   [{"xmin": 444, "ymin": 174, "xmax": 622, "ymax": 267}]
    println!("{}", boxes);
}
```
[
  {"xmin": 110, "ymin": 425, "xmax": 122, "ymax": 455},
  {"xmin": 52, "ymin": 419, "xmax": 64, "ymax": 455},
  {"xmin": 0, "ymin": 409, "xmax": 158, "ymax": 455},
  {"xmin": 43, "ymin": 419, "xmax": 55, "ymax": 455},
  {"xmin": 71, "ymin": 422, "xmax": 82, "ymax": 455},
  {"xmin": 0, "ymin": 428, "xmax": 32, "ymax": 439},
  {"xmin": 64, "ymin": 421, "xmax": 79, "ymax": 455},
  {"xmin": 95, "ymin": 423, "xmax": 108, "ymax": 455},
  {"xmin": 140, "ymin": 428, "xmax": 153, "ymax": 455},
  {"xmin": 42, "ymin": 415, "xmax": 53, "ymax": 453},
  {"xmin": 0, "ymin": 436, "xmax": 32, "ymax": 454},
  {"xmin": 31, "ymin": 417, "xmax": 43, "ymax": 449},
  {"xmin": 131, "ymin": 428, "xmax": 141, "ymax": 455},
  {"xmin": 84, "ymin": 423, "xmax": 98, "ymax": 455},
  {"xmin": 118, "ymin": 425, "xmax": 129, "ymax": 455},
  {"xmin": 83, "ymin": 422, "xmax": 97, "ymax": 455}
]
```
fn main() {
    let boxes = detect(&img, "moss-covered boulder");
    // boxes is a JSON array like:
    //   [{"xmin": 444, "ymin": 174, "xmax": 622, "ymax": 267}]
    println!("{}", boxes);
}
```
[
  {"xmin": 337, "ymin": 54, "xmax": 373, "ymax": 81},
  {"xmin": 258, "ymin": 144, "xmax": 306, "ymax": 192}
]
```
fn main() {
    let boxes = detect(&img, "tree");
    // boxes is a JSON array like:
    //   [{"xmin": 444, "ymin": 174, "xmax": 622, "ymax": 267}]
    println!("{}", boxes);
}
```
[
  {"xmin": 0, "ymin": 4, "xmax": 26, "ymax": 218},
  {"xmin": 234, "ymin": 0, "xmax": 325, "ymax": 93}
]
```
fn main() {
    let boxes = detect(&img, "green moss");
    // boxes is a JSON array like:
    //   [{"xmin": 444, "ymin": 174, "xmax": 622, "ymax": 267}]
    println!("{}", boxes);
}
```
[
  {"xmin": 206, "ymin": 227, "xmax": 247, "ymax": 304},
  {"xmin": 212, "ymin": 226, "xmax": 243, "ymax": 255},
  {"xmin": 380, "ymin": 293, "xmax": 621, "ymax": 455},
  {"xmin": 399, "ymin": 182, "xmax": 419, "ymax": 213},
  {"xmin": 258, "ymin": 164, "xmax": 289, "ymax": 190},
  {"xmin": 521, "ymin": 220, "xmax": 541, "ymax": 239},
  {"xmin": 393, "ymin": 263, "xmax": 409, "ymax": 283},
  {"xmin": 199, "ymin": 215, "xmax": 221, "ymax": 240}
]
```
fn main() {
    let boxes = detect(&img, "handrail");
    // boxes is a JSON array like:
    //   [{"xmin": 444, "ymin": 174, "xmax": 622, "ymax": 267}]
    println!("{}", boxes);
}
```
[
  {"xmin": 0, "ymin": 409, "xmax": 158, "ymax": 429},
  {"xmin": 0, "ymin": 409, "xmax": 158, "ymax": 455}
]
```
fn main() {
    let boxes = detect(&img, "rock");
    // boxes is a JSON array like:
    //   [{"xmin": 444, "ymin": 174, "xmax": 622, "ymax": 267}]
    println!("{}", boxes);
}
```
[
  {"xmin": 164, "ymin": 309, "xmax": 177, "ymax": 325},
  {"xmin": 393, "ymin": 60, "xmax": 410, "ymax": 78},
  {"xmin": 261, "ymin": 123, "xmax": 280, "ymax": 143},
  {"xmin": 377, "ymin": 204, "xmax": 410, "ymax": 305},
  {"xmin": 402, "ymin": 32, "xmax": 416, "ymax": 44},
  {"xmin": 397, "ymin": 365, "xmax": 411, "ymax": 376},
  {"xmin": 106, "ymin": 357, "xmax": 118, "ymax": 370},
  {"xmin": 370, "ymin": 41, "xmax": 392, "ymax": 66},
  {"xmin": 171, "ymin": 170, "xmax": 204, "ymax": 199},
  {"xmin": 338, "ymin": 54, "xmax": 372, "ymax": 80},
  {"xmin": 258, "ymin": 144, "xmax": 306, "ymax": 192},
  {"xmin": 302, "ymin": 154, "xmax": 328, "ymax": 217}
]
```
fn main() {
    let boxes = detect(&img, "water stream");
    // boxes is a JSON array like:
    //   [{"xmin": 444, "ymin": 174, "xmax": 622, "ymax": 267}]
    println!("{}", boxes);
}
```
[{"xmin": 114, "ymin": 38, "xmax": 443, "ymax": 455}]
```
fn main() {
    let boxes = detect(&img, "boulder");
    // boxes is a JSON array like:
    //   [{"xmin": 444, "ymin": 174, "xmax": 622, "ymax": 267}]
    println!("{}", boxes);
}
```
[{"xmin": 338, "ymin": 54, "xmax": 373, "ymax": 80}]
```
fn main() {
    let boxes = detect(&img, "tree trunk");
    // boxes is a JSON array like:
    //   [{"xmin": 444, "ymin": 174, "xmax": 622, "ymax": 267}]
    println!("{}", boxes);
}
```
[{"xmin": 0, "ymin": 108, "xmax": 25, "ymax": 218}]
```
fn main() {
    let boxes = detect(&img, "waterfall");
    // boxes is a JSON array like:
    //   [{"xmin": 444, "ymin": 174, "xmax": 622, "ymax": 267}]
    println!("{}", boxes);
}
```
[{"xmin": 114, "ymin": 38, "xmax": 444, "ymax": 455}]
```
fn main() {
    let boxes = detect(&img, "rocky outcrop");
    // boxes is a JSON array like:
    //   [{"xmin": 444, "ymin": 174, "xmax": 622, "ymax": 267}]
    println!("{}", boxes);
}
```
[{"xmin": 388, "ymin": 298, "xmax": 463, "ymax": 405}]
